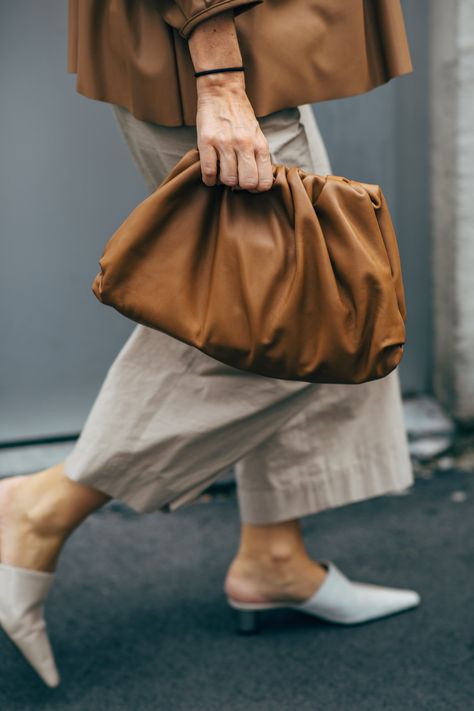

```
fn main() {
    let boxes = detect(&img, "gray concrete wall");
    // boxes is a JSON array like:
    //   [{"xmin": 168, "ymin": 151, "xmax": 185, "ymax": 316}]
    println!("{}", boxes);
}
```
[
  {"xmin": 0, "ymin": 1, "xmax": 146, "ymax": 441},
  {"xmin": 314, "ymin": 0, "xmax": 431, "ymax": 397},
  {"xmin": 431, "ymin": 0, "xmax": 474, "ymax": 424},
  {"xmin": 1, "ymin": 0, "xmax": 430, "ymax": 442}
]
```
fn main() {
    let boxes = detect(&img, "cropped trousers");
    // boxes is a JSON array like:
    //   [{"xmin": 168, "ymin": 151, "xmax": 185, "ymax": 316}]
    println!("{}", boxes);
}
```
[{"xmin": 63, "ymin": 104, "xmax": 414, "ymax": 524}]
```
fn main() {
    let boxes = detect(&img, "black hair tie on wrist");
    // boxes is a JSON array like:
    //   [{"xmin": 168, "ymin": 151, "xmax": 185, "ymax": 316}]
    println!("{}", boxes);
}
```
[{"xmin": 194, "ymin": 66, "xmax": 245, "ymax": 78}]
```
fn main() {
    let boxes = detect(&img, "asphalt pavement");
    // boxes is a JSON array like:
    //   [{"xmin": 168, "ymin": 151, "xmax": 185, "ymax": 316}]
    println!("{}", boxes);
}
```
[{"xmin": 1, "ymin": 466, "xmax": 473, "ymax": 711}]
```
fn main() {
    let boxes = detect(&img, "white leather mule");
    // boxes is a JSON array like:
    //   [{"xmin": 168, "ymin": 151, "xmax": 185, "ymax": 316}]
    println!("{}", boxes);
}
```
[
  {"xmin": 227, "ymin": 561, "xmax": 421, "ymax": 634},
  {"xmin": 0, "ymin": 563, "xmax": 60, "ymax": 687}
]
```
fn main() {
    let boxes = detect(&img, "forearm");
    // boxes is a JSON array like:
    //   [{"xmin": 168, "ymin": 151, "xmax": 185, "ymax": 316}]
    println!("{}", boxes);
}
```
[
  {"xmin": 186, "ymin": 9, "xmax": 272, "ymax": 193},
  {"xmin": 188, "ymin": 10, "xmax": 245, "ymax": 93}
]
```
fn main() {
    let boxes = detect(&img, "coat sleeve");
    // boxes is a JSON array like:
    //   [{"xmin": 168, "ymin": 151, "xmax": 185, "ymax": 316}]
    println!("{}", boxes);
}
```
[{"xmin": 156, "ymin": 0, "xmax": 263, "ymax": 39}]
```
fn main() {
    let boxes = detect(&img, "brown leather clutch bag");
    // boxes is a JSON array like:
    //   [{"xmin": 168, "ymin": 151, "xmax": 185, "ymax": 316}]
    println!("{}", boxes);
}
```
[{"xmin": 92, "ymin": 146, "xmax": 406, "ymax": 384}]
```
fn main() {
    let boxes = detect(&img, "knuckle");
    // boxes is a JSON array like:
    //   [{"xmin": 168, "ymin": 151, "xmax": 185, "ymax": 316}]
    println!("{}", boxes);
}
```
[
  {"xmin": 255, "ymin": 141, "xmax": 270, "ymax": 157},
  {"xmin": 235, "ymin": 134, "xmax": 252, "ymax": 151},
  {"xmin": 217, "ymin": 136, "xmax": 232, "ymax": 150},
  {"xmin": 198, "ymin": 135, "xmax": 214, "ymax": 148}
]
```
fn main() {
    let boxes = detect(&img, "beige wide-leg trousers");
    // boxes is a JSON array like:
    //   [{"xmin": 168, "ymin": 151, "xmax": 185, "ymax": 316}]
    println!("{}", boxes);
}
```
[{"xmin": 63, "ymin": 104, "xmax": 414, "ymax": 524}]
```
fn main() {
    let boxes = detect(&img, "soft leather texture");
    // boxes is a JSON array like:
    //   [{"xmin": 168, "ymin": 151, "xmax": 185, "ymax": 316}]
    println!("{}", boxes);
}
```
[
  {"xmin": 67, "ymin": 0, "xmax": 413, "ymax": 126},
  {"xmin": 92, "ymin": 146, "xmax": 407, "ymax": 384}
]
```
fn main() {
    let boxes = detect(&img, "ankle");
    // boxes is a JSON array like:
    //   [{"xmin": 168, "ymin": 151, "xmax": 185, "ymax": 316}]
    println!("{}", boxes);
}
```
[
  {"xmin": 225, "ymin": 552, "xmax": 326, "ymax": 603},
  {"xmin": 4, "ymin": 466, "xmax": 110, "ymax": 540},
  {"xmin": 24, "ymin": 497, "xmax": 73, "ymax": 541},
  {"xmin": 225, "ymin": 520, "xmax": 328, "ymax": 602},
  {"xmin": 237, "ymin": 521, "xmax": 309, "ymax": 560},
  {"xmin": 0, "ymin": 477, "xmax": 65, "ymax": 571},
  {"xmin": 6, "ymin": 476, "xmax": 71, "ymax": 539},
  {"xmin": 234, "ymin": 539, "xmax": 309, "ymax": 568},
  {"xmin": 1, "ymin": 471, "xmax": 87, "ymax": 545}
]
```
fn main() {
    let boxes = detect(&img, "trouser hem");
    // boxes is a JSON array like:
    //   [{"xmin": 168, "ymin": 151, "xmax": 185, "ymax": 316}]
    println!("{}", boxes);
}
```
[{"xmin": 236, "ymin": 444, "xmax": 414, "ymax": 525}]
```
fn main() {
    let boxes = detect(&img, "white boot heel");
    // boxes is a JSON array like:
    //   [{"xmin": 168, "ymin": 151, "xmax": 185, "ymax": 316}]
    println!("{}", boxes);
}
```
[
  {"xmin": 227, "ymin": 561, "xmax": 421, "ymax": 631},
  {"xmin": 0, "ymin": 563, "xmax": 60, "ymax": 687}
]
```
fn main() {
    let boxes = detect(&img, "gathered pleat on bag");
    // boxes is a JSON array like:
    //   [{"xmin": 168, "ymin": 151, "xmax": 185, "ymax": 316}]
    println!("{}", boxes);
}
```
[{"xmin": 91, "ymin": 146, "xmax": 406, "ymax": 385}]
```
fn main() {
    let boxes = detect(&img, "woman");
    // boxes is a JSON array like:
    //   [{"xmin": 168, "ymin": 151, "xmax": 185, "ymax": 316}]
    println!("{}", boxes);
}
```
[{"xmin": 0, "ymin": 0, "xmax": 420, "ymax": 688}]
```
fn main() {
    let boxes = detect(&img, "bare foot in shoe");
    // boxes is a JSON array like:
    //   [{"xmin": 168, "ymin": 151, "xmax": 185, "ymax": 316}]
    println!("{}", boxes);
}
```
[
  {"xmin": 0, "ymin": 464, "xmax": 110, "ymax": 572},
  {"xmin": 224, "ymin": 553, "xmax": 328, "ymax": 605},
  {"xmin": 0, "ymin": 474, "xmax": 66, "ymax": 572}
]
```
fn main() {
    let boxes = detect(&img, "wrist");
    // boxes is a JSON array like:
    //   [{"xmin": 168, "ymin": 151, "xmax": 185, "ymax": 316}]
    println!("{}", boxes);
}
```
[{"xmin": 196, "ymin": 70, "xmax": 246, "ymax": 94}]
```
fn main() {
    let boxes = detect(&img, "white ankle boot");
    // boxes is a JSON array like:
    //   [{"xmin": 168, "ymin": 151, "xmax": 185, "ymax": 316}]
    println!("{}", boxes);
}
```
[
  {"xmin": 227, "ymin": 561, "xmax": 421, "ymax": 634},
  {"xmin": 0, "ymin": 564, "xmax": 59, "ymax": 687}
]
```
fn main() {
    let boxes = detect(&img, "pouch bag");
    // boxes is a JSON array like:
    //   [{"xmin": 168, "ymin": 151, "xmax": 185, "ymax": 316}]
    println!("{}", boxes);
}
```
[{"xmin": 92, "ymin": 146, "xmax": 407, "ymax": 384}]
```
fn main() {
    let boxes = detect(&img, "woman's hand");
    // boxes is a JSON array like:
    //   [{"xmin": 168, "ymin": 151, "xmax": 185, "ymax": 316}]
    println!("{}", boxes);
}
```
[
  {"xmin": 188, "ymin": 10, "xmax": 273, "ymax": 193},
  {"xmin": 195, "ymin": 73, "xmax": 273, "ymax": 192}
]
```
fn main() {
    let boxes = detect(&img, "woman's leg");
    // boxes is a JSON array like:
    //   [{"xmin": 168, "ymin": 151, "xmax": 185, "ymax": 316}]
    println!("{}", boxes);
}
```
[
  {"xmin": 0, "ymin": 465, "xmax": 110, "ymax": 687},
  {"xmin": 0, "ymin": 464, "xmax": 110, "ymax": 571},
  {"xmin": 226, "ymin": 105, "xmax": 413, "ymax": 601},
  {"xmin": 224, "ymin": 105, "xmax": 334, "ymax": 603},
  {"xmin": 224, "ymin": 520, "xmax": 327, "ymax": 604}
]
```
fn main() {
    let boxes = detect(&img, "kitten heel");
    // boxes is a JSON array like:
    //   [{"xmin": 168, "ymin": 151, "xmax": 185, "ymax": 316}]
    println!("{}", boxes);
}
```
[
  {"xmin": 233, "ymin": 608, "xmax": 259, "ymax": 635},
  {"xmin": 225, "ymin": 561, "xmax": 420, "ymax": 634}
]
